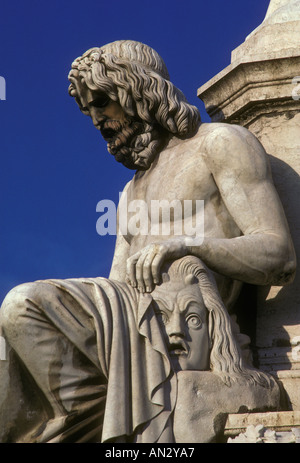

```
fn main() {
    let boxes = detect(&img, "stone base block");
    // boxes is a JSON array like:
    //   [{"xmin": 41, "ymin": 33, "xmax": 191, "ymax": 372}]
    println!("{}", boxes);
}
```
[
  {"xmin": 275, "ymin": 370, "xmax": 300, "ymax": 411},
  {"xmin": 224, "ymin": 410, "xmax": 300, "ymax": 438}
]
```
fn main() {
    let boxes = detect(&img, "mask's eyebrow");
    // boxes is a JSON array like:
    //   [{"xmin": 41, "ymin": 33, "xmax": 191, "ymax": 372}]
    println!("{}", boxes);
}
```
[
  {"xmin": 152, "ymin": 297, "xmax": 171, "ymax": 314},
  {"xmin": 176, "ymin": 294, "xmax": 203, "ymax": 314}
]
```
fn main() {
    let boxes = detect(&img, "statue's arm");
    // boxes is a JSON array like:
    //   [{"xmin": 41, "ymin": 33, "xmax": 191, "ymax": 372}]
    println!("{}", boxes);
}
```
[{"xmin": 192, "ymin": 124, "xmax": 296, "ymax": 286}]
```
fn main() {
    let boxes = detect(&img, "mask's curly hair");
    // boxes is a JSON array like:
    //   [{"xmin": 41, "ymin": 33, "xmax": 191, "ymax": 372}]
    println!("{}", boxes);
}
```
[
  {"xmin": 68, "ymin": 40, "xmax": 200, "ymax": 137},
  {"xmin": 163, "ymin": 256, "xmax": 276, "ymax": 389}
]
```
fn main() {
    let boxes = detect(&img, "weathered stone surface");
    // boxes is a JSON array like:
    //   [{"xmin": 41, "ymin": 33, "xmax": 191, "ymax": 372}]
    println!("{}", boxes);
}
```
[
  {"xmin": 225, "ymin": 410, "xmax": 300, "ymax": 438},
  {"xmin": 227, "ymin": 424, "xmax": 300, "ymax": 443},
  {"xmin": 197, "ymin": 57, "xmax": 300, "ymax": 124},
  {"xmin": 174, "ymin": 371, "xmax": 280, "ymax": 443},
  {"xmin": 275, "ymin": 371, "xmax": 300, "ymax": 410}
]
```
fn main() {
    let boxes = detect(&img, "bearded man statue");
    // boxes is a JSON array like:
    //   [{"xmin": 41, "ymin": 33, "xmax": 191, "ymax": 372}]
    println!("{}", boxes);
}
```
[{"xmin": 0, "ymin": 39, "xmax": 295, "ymax": 444}]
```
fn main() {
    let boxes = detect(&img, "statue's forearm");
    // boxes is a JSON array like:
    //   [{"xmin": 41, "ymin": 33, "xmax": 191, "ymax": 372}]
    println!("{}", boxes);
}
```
[
  {"xmin": 188, "ymin": 233, "xmax": 296, "ymax": 286},
  {"xmin": 124, "ymin": 232, "xmax": 296, "ymax": 293}
]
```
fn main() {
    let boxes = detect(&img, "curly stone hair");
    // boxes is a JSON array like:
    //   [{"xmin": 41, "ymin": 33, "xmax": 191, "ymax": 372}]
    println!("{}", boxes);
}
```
[{"xmin": 68, "ymin": 40, "xmax": 200, "ymax": 137}]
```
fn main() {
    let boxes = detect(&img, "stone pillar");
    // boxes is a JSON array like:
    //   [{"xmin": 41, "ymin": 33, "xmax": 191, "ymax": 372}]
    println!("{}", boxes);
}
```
[{"xmin": 198, "ymin": 0, "xmax": 300, "ymax": 410}]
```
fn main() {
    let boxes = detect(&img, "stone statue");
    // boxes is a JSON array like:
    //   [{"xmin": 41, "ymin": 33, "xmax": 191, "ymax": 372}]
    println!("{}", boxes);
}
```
[
  {"xmin": 68, "ymin": 40, "xmax": 295, "ymax": 309},
  {"xmin": 0, "ymin": 39, "xmax": 295, "ymax": 443},
  {"xmin": 0, "ymin": 256, "xmax": 279, "ymax": 443}
]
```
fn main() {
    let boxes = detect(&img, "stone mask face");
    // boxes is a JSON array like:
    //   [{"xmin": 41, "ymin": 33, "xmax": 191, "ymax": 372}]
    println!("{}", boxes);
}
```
[{"xmin": 151, "ymin": 275, "xmax": 210, "ymax": 372}]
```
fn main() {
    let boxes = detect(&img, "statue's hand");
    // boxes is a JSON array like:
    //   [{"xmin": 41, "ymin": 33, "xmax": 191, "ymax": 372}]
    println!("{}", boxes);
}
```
[{"xmin": 126, "ymin": 238, "xmax": 189, "ymax": 293}]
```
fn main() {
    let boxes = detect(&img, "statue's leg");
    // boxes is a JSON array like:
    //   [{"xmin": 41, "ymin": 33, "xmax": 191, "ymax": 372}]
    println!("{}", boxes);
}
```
[{"xmin": 0, "ymin": 281, "xmax": 107, "ymax": 442}]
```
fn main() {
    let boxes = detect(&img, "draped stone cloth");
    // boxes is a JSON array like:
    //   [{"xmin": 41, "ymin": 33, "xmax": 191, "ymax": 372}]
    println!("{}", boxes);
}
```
[{"xmin": 0, "ymin": 277, "xmax": 177, "ymax": 443}]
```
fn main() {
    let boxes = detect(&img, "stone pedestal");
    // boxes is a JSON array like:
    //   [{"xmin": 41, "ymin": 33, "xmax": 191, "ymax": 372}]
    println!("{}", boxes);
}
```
[
  {"xmin": 198, "ymin": 0, "xmax": 300, "ymax": 410},
  {"xmin": 173, "ymin": 371, "xmax": 280, "ymax": 443},
  {"xmin": 224, "ymin": 410, "xmax": 300, "ymax": 443}
]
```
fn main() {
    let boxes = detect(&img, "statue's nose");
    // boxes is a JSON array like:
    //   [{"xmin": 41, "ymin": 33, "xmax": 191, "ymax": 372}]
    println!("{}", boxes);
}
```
[{"xmin": 166, "ymin": 311, "xmax": 184, "ymax": 339}]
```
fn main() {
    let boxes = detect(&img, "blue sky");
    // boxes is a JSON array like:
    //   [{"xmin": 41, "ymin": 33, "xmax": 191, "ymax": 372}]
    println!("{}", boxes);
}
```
[{"xmin": 0, "ymin": 0, "xmax": 270, "ymax": 303}]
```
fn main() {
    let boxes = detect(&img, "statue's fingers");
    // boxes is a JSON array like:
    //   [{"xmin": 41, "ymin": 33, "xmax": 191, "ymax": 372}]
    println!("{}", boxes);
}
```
[
  {"xmin": 151, "ymin": 247, "xmax": 166, "ymax": 284},
  {"xmin": 135, "ymin": 252, "xmax": 149, "ymax": 293},
  {"xmin": 126, "ymin": 253, "xmax": 140, "ymax": 288},
  {"xmin": 142, "ymin": 248, "xmax": 158, "ymax": 292}
]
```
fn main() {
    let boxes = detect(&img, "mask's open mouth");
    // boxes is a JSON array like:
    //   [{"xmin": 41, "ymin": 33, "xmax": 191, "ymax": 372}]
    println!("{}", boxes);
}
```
[{"xmin": 168, "ymin": 342, "xmax": 188, "ymax": 356}]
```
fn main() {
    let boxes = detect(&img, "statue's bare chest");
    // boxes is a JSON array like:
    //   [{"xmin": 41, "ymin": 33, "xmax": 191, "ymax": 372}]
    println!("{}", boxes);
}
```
[
  {"xmin": 124, "ymin": 138, "xmax": 242, "ymax": 248},
  {"xmin": 128, "ymin": 148, "xmax": 215, "ymax": 205}
]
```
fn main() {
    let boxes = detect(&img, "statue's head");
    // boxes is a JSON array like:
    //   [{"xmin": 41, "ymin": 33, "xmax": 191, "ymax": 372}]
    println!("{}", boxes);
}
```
[
  {"xmin": 68, "ymin": 40, "xmax": 200, "ymax": 170},
  {"xmin": 152, "ymin": 256, "xmax": 275, "ymax": 388}
]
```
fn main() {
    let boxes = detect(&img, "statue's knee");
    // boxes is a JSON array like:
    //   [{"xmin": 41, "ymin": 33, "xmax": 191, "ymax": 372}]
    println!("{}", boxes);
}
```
[{"xmin": 0, "ymin": 282, "xmax": 41, "ymax": 334}]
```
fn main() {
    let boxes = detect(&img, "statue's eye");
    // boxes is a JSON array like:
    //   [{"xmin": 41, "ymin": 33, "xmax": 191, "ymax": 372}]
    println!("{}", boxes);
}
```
[
  {"xmin": 186, "ymin": 314, "xmax": 202, "ymax": 329},
  {"xmin": 90, "ymin": 96, "xmax": 110, "ymax": 108},
  {"xmin": 156, "ymin": 311, "xmax": 169, "ymax": 325}
]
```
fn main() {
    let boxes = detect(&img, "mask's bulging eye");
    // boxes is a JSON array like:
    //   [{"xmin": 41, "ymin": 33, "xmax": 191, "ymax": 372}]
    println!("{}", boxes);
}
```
[
  {"xmin": 186, "ymin": 314, "xmax": 202, "ymax": 329},
  {"xmin": 156, "ymin": 311, "xmax": 169, "ymax": 325}
]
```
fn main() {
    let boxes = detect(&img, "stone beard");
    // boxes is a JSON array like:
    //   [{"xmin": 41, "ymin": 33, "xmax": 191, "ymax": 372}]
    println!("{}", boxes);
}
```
[{"xmin": 100, "ymin": 116, "xmax": 164, "ymax": 170}]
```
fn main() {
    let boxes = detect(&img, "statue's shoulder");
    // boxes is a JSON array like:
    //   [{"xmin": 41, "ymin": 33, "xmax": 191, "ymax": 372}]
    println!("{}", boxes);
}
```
[
  {"xmin": 195, "ymin": 122, "xmax": 268, "ymax": 174},
  {"xmin": 196, "ymin": 122, "xmax": 253, "ymax": 146}
]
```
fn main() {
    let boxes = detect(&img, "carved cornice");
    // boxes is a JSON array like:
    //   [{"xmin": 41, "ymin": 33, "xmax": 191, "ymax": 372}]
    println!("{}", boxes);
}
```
[
  {"xmin": 197, "ymin": 56, "xmax": 300, "ymax": 126},
  {"xmin": 198, "ymin": 0, "xmax": 300, "ymax": 126}
]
